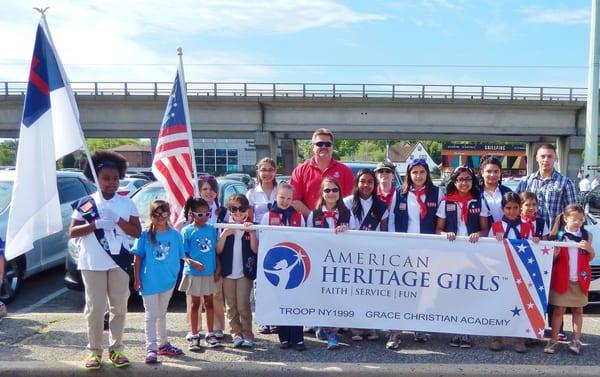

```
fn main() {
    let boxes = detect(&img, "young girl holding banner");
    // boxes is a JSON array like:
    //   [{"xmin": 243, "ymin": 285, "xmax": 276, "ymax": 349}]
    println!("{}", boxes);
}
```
[
  {"xmin": 306, "ymin": 177, "xmax": 351, "ymax": 350},
  {"xmin": 435, "ymin": 166, "xmax": 489, "ymax": 349},
  {"xmin": 386, "ymin": 158, "xmax": 442, "ymax": 350},
  {"xmin": 260, "ymin": 182, "xmax": 306, "ymax": 350}
]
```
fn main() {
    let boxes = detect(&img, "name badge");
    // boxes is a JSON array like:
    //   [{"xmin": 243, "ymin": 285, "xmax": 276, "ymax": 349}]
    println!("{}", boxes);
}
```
[
  {"xmin": 270, "ymin": 217, "xmax": 281, "ymax": 225},
  {"xmin": 469, "ymin": 208, "xmax": 480, "ymax": 214},
  {"xmin": 446, "ymin": 203, "xmax": 456, "ymax": 211},
  {"xmin": 427, "ymin": 201, "xmax": 437, "ymax": 207},
  {"xmin": 315, "ymin": 220, "xmax": 322, "ymax": 226}
]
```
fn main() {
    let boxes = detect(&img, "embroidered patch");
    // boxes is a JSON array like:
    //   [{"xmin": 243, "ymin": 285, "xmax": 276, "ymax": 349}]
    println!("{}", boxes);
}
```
[
  {"xmin": 270, "ymin": 217, "xmax": 281, "ymax": 225},
  {"xmin": 398, "ymin": 203, "xmax": 407, "ymax": 210},
  {"xmin": 446, "ymin": 203, "xmax": 456, "ymax": 211},
  {"xmin": 315, "ymin": 220, "xmax": 322, "ymax": 226}
]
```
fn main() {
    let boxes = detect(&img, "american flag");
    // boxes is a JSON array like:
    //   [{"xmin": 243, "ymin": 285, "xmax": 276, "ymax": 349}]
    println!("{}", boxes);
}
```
[{"xmin": 152, "ymin": 72, "xmax": 194, "ymax": 221}]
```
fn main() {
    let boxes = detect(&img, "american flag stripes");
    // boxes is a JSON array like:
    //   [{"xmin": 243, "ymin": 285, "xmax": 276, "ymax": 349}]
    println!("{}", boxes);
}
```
[{"xmin": 152, "ymin": 72, "xmax": 195, "ymax": 221}]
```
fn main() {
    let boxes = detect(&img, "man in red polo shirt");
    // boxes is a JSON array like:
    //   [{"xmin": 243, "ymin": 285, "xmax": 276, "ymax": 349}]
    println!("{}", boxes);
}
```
[{"xmin": 291, "ymin": 128, "xmax": 354, "ymax": 217}]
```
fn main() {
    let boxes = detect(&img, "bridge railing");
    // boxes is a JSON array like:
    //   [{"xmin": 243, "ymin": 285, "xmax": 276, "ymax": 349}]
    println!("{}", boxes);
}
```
[{"xmin": 1, "ymin": 81, "xmax": 588, "ymax": 101}]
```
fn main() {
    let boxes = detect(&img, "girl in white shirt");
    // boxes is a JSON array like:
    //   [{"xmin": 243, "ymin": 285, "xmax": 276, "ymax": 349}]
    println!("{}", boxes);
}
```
[{"xmin": 247, "ymin": 157, "xmax": 277, "ymax": 224}]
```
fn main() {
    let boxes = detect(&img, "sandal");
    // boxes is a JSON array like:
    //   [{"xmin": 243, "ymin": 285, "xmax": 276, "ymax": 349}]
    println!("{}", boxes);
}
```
[
  {"xmin": 145, "ymin": 350, "xmax": 158, "ymax": 364},
  {"xmin": 109, "ymin": 350, "xmax": 130, "ymax": 368},
  {"xmin": 84, "ymin": 354, "xmax": 102, "ymax": 370}
]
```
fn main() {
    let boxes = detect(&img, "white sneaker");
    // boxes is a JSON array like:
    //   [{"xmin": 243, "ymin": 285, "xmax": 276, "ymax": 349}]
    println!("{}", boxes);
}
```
[{"xmin": 0, "ymin": 302, "xmax": 7, "ymax": 318}]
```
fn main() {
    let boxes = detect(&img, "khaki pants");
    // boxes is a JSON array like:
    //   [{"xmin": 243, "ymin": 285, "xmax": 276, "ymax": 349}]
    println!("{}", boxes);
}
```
[
  {"xmin": 81, "ymin": 268, "xmax": 130, "ymax": 356},
  {"xmin": 222, "ymin": 277, "xmax": 253, "ymax": 340},
  {"xmin": 142, "ymin": 288, "xmax": 174, "ymax": 351}
]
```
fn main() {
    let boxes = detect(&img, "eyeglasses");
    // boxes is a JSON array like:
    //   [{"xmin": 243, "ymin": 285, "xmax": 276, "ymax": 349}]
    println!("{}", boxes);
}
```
[
  {"xmin": 152, "ymin": 212, "xmax": 170, "ymax": 219},
  {"xmin": 314, "ymin": 141, "xmax": 332, "ymax": 148},
  {"xmin": 377, "ymin": 168, "xmax": 393, "ymax": 174},
  {"xmin": 192, "ymin": 211, "xmax": 211, "ymax": 218},
  {"xmin": 229, "ymin": 206, "xmax": 248, "ymax": 213},
  {"xmin": 456, "ymin": 177, "xmax": 473, "ymax": 183},
  {"xmin": 408, "ymin": 158, "xmax": 427, "ymax": 167},
  {"xmin": 259, "ymin": 168, "xmax": 275, "ymax": 173},
  {"xmin": 323, "ymin": 188, "xmax": 340, "ymax": 193}
]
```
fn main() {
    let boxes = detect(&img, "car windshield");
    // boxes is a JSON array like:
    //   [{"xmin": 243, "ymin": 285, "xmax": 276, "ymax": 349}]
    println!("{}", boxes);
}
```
[
  {"xmin": 0, "ymin": 181, "xmax": 13, "ymax": 213},
  {"xmin": 119, "ymin": 179, "xmax": 131, "ymax": 188},
  {"xmin": 131, "ymin": 186, "xmax": 166, "ymax": 225}
]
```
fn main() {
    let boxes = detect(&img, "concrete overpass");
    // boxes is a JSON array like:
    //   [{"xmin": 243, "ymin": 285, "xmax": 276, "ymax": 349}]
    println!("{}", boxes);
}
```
[{"xmin": 0, "ymin": 82, "xmax": 592, "ymax": 177}]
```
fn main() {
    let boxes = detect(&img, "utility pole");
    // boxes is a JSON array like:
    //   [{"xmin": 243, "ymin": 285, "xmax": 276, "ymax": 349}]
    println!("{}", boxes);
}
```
[{"xmin": 585, "ymin": 0, "xmax": 600, "ymax": 177}]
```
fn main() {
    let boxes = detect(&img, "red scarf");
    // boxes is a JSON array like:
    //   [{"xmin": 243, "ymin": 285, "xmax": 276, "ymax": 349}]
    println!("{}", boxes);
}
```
[
  {"xmin": 521, "ymin": 214, "xmax": 536, "ymax": 238},
  {"xmin": 323, "ymin": 210, "xmax": 338, "ymax": 227},
  {"xmin": 412, "ymin": 187, "xmax": 427, "ymax": 220},
  {"xmin": 444, "ymin": 192, "xmax": 473, "ymax": 224},
  {"xmin": 376, "ymin": 185, "xmax": 395, "ymax": 210}
]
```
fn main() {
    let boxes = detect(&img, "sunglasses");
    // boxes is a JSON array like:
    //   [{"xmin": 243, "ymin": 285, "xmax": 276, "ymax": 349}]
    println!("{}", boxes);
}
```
[
  {"xmin": 229, "ymin": 206, "xmax": 248, "ymax": 213},
  {"xmin": 192, "ymin": 211, "xmax": 211, "ymax": 218},
  {"xmin": 314, "ymin": 141, "xmax": 332, "ymax": 148},
  {"xmin": 377, "ymin": 168, "xmax": 393, "ymax": 174},
  {"xmin": 323, "ymin": 188, "xmax": 340, "ymax": 193},
  {"xmin": 408, "ymin": 158, "xmax": 427, "ymax": 167},
  {"xmin": 152, "ymin": 212, "xmax": 170, "ymax": 219}
]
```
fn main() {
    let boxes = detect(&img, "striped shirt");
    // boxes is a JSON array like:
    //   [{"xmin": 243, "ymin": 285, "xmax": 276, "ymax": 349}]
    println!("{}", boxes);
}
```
[{"xmin": 516, "ymin": 170, "xmax": 577, "ymax": 229}]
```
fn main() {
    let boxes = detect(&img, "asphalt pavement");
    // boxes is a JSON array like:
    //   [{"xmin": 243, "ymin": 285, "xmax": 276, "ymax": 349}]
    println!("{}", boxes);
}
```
[{"xmin": 1, "ymin": 267, "xmax": 600, "ymax": 376}]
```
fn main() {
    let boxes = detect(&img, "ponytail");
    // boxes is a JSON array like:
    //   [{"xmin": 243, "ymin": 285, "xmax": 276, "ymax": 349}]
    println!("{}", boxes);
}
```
[{"xmin": 548, "ymin": 213, "xmax": 565, "ymax": 241}]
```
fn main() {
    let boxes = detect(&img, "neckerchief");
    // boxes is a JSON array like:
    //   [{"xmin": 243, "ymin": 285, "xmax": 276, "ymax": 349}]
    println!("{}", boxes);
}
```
[
  {"xmin": 502, "ymin": 216, "xmax": 522, "ymax": 239},
  {"xmin": 412, "ymin": 187, "xmax": 427, "ymax": 220},
  {"xmin": 323, "ymin": 209, "xmax": 338, "ymax": 227},
  {"xmin": 270, "ymin": 202, "xmax": 295, "ymax": 226},
  {"xmin": 444, "ymin": 192, "xmax": 473, "ymax": 224}
]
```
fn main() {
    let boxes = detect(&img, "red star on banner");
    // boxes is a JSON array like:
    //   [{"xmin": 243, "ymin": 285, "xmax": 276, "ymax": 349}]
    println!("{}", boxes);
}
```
[{"xmin": 541, "ymin": 247, "xmax": 550, "ymax": 255}]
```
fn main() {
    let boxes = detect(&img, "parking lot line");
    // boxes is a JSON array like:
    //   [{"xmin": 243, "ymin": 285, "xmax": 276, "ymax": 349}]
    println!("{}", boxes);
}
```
[{"xmin": 14, "ymin": 287, "xmax": 69, "ymax": 314}]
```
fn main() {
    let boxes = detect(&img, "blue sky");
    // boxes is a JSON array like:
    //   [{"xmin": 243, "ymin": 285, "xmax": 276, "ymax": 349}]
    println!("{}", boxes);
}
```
[{"xmin": 0, "ymin": 0, "xmax": 593, "ymax": 87}]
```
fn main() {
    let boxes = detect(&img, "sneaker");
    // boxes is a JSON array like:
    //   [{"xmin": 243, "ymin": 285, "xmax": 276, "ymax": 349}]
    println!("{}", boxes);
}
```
[
  {"xmin": 145, "ymin": 350, "xmax": 158, "ymax": 364},
  {"xmin": 304, "ymin": 326, "xmax": 316, "ymax": 334},
  {"xmin": 459, "ymin": 336, "xmax": 471, "ymax": 349},
  {"xmin": 413, "ymin": 332, "xmax": 427, "ymax": 342},
  {"xmin": 185, "ymin": 332, "xmax": 194, "ymax": 342},
  {"xmin": 295, "ymin": 342, "xmax": 306, "ymax": 352},
  {"xmin": 84, "ymin": 354, "xmax": 102, "ymax": 370},
  {"xmin": 489, "ymin": 338, "xmax": 504, "ymax": 351},
  {"xmin": 258, "ymin": 325, "xmax": 271, "ymax": 334},
  {"xmin": 544, "ymin": 339, "xmax": 559, "ymax": 354},
  {"xmin": 514, "ymin": 340, "xmax": 528, "ymax": 354},
  {"xmin": 326, "ymin": 333, "xmax": 339, "ymax": 350},
  {"xmin": 158, "ymin": 342, "xmax": 184, "ymax": 356},
  {"xmin": 386, "ymin": 333, "xmax": 401, "ymax": 350},
  {"xmin": 0, "ymin": 301, "xmax": 7, "ymax": 318},
  {"xmin": 351, "ymin": 334, "xmax": 363, "ymax": 341},
  {"xmin": 241, "ymin": 339, "xmax": 254, "ymax": 348},
  {"xmin": 270, "ymin": 326, "xmax": 279, "ymax": 334},
  {"xmin": 280, "ymin": 341, "xmax": 290, "ymax": 349},
  {"xmin": 367, "ymin": 331, "xmax": 379, "ymax": 341},
  {"xmin": 568, "ymin": 340, "xmax": 581, "ymax": 355},
  {"xmin": 315, "ymin": 327, "xmax": 327, "ymax": 340},
  {"xmin": 557, "ymin": 333, "xmax": 568, "ymax": 342},
  {"xmin": 188, "ymin": 334, "xmax": 202, "ymax": 352},
  {"xmin": 214, "ymin": 329, "xmax": 224, "ymax": 339},
  {"xmin": 232, "ymin": 336, "xmax": 245, "ymax": 348},
  {"xmin": 205, "ymin": 333, "xmax": 223, "ymax": 348},
  {"xmin": 449, "ymin": 336, "xmax": 460, "ymax": 347},
  {"xmin": 108, "ymin": 351, "xmax": 129, "ymax": 368}
]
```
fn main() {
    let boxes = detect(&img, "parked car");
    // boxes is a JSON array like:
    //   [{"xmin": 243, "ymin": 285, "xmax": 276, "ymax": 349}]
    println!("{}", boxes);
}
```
[
  {"xmin": 275, "ymin": 175, "xmax": 291, "ymax": 184},
  {"xmin": 583, "ymin": 212, "xmax": 600, "ymax": 304},
  {"xmin": 64, "ymin": 177, "xmax": 249, "ymax": 291},
  {"xmin": 117, "ymin": 177, "xmax": 149, "ymax": 198},
  {"xmin": 223, "ymin": 173, "xmax": 255, "ymax": 189},
  {"xmin": 0, "ymin": 170, "xmax": 97, "ymax": 303},
  {"xmin": 344, "ymin": 161, "xmax": 403, "ymax": 188}
]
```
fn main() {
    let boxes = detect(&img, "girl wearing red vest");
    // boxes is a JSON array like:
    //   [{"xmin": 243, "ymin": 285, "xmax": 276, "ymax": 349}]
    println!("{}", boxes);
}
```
[
  {"xmin": 544, "ymin": 204, "xmax": 595, "ymax": 355},
  {"xmin": 488, "ymin": 192, "xmax": 533, "ymax": 353},
  {"xmin": 260, "ymin": 182, "xmax": 306, "ymax": 351},
  {"xmin": 436, "ymin": 166, "xmax": 489, "ymax": 349},
  {"xmin": 306, "ymin": 177, "xmax": 351, "ymax": 350}
]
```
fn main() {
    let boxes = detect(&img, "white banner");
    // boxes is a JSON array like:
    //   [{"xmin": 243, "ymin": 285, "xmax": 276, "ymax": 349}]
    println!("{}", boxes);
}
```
[{"xmin": 255, "ymin": 227, "xmax": 556, "ymax": 339}]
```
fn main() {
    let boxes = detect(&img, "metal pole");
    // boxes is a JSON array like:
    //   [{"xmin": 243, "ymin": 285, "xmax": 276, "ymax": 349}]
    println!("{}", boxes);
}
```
[{"xmin": 585, "ymin": 0, "xmax": 600, "ymax": 178}]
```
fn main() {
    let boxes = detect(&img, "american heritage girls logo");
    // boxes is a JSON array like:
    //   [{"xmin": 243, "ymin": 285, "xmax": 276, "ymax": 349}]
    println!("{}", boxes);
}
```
[{"xmin": 263, "ymin": 242, "xmax": 311, "ymax": 289}]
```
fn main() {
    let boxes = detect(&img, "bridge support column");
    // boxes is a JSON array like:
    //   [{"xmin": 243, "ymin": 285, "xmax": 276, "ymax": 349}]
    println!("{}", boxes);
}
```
[
  {"xmin": 280, "ymin": 139, "xmax": 297, "ymax": 175},
  {"xmin": 255, "ymin": 131, "xmax": 276, "ymax": 163},
  {"xmin": 525, "ymin": 142, "xmax": 536, "ymax": 175},
  {"xmin": 556, "ymin": 136, "xmax": 584, "ymax": 179}
]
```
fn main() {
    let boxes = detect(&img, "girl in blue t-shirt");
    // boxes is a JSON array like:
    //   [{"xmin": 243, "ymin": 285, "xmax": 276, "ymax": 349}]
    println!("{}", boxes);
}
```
[
  {"xmin": 132, "ymin": 200, "xmax": 185, "ymax": 364},
  {"xmin": 179, "ymin": 197, "xmax": 222, "ymax": 351}
]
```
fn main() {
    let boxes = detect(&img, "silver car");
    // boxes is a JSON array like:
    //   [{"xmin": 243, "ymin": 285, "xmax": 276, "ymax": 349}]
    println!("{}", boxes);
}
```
[{"xmin": 0, "ymin": 170, "xmax": 96, "ymax": 303}]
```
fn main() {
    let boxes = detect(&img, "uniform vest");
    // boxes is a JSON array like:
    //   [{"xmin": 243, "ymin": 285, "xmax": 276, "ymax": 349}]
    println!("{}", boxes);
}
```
[
  {"xmin": 267, "ymin": 210, "xmax": 303, "ymax": 227},
  {"xmin": 551, "ymin": 228, "xmax": 592, "ymax": 295},
  {"xmin": 219, "ymin": 232, "xmax": 257, "ymax": 280},
  {"xmin": 444, "ymin": 198, "xmax": 482, "ymax": 234},
  {"xmin": 311, "ymin": 209, "xmax": 350, "ymax": 228},
  {"xmin": 393, "ymin": 186, "xmax": 439, "ymax": 234}
]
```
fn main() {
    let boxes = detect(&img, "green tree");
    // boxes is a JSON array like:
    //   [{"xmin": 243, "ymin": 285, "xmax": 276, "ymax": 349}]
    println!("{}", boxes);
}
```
[
  {"xmin": 86, "ymin": 138, "xmax": 149, "ymax": 153},
  {"xmin": 0, "ymin": 140, "xmax": 16, "ymax": 166}
]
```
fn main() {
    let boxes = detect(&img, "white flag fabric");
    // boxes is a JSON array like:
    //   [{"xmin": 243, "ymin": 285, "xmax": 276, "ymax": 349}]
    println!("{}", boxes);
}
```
[
  {"xmin": 255, "ymin": 227, "xmax": 556, "ymax": 339},
  {"xmin": 5, "ymin": 20, "xmax": 85, "ymax": 261}
]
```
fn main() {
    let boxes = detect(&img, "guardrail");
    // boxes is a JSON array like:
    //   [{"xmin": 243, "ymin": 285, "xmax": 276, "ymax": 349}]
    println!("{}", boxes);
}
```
[{"xmin": 1, "ymin": 81, "xmax": 588, "ymax": 101}]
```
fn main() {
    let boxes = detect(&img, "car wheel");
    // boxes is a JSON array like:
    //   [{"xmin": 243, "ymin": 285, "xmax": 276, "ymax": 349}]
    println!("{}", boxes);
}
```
[{"xmin": 1, "ymin": 258, "xmax": 23, "ymax": 304}]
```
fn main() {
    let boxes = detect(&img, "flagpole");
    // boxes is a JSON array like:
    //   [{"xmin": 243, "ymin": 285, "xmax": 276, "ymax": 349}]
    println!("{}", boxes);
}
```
[
  {"xmin": 177, "ymin": 47, "xmax": 199, "ymax": 197},
  {"xmin": 35, "ymin": 8, "xmax": 101, "ymax": 194}
]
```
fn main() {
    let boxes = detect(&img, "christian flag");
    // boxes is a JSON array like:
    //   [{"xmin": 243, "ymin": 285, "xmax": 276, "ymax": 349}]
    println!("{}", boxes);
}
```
[
  {"xmin": 151, "ymin": 72, "xmax": 194, "ymax": 221},
  {"xmin": 6, "ymin": 20, "xmax": 85, "ymax": 260}
]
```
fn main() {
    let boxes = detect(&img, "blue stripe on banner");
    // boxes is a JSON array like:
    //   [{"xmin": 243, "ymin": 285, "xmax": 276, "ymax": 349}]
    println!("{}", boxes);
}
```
[{"xmin": 508, "ymin": 238, "xmax": 548, "ymax": 312}]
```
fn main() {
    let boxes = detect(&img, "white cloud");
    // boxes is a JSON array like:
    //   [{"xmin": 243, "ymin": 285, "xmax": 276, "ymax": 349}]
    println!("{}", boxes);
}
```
[
  {"xmin": 522, "ymin": 7, "xmax": 589, "ymax": 25},
  {"xmin": 485, "ymin": 22, "xmax": 516, "ymax": 43},
  {"xmin": 0, "ymin": 0, "xmax": 386, "ymax": 81}
]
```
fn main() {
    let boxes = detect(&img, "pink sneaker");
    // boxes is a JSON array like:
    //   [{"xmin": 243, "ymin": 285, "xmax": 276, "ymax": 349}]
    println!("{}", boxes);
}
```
[{"xmin": 158, "ymin": 342, "xmax": 184, "ymax": 356}]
